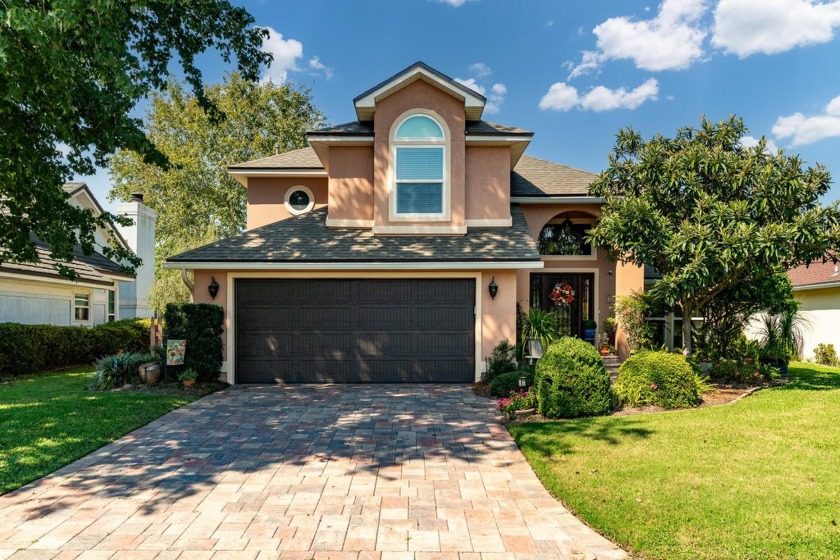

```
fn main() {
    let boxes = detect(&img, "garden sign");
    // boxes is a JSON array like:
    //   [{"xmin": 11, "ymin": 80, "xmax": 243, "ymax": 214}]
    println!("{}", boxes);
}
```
[{"xmin": 166, "ymin": 339, "xmax": 186, "ymax": 366}]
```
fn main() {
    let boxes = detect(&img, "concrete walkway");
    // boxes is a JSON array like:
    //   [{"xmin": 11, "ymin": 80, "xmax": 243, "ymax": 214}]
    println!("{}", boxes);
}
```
[{"xmin": 0, "ymin": 385, "xmax": 627, "ymax": 559}]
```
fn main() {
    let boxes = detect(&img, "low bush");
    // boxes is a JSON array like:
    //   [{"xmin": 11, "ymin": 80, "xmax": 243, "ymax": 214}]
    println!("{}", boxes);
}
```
[
  {"xmin": 709, "ymin": 357, "xmax": 777, "ymax": 383},
  {"xmin": 489, "ymin": 370, "xmax": 535, "ymax": 397},
  {"xmin": 498, "ymin": 389, "xmax": 536, "ymax": 420},
  {"xmin": 90, "ymin": 351, "xmax": 155, "ymax": 390},
  {"xmin": 486, "ymin": 339, "xmax": 518, "ymax": 382},
  {"xmin": 614, "ymin": 351, "xmax": 706, "ymax": 409},
  {"xmin": 534, "ymin": 337, "xmax": 613, "ymax": 418},
  {"xmin": 814, "ymin": 343, "xmax": 839, "ymax": 367},
  {"xmin": 163, "ymin": 303, "xmax": 224, "ymax": 382},
  {"xmin": 0, "ymin": 320, "xmax": 149, "ymax": 376}
]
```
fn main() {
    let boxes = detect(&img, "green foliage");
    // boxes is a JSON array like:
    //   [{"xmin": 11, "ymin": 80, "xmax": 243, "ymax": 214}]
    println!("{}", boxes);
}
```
[
  {"xmin": 603, "ymin": 316, "xmax": 617, "ymax": 337},
  {"xmin": 614, "ymin": 351, "xmax": 705, "ymax": 409},
  {"xmin": 486, "ymin": 339, "xmax": 518, "ymax": 382},
  {"xmin": 589, "ymin": 116, "xmax": 840, "ymax": 355},
  {"xmin": 0, "ymin": 1, "xmax": 269, "ymax": 277},
  {"xmin": 163, "ymin": 303, "xmax": 224, "ymax": 382},
  {"xmin": 497, "ymin": 389, "xmax": 537, "ymax": 420},
  {"xmin": 109, "ymin": 74, "xmax": 326, "ymax": 312},
  {"xmin": 534, "ymin": 337, "xmax": 613, "ymax": 418},
  {"xmin": 489, "ymin": 370, "xmax": 535, "ymax": 398},
  {"xmin": 696, "ymin": 274, "xmax": 796, "ymax": 358},
  {"xmin": 90, "ymin": 352, "xmax": 155, "ymax": 390},
  {"xmin": 520, "ymin": 308, "xmax": 561, "ymax": 354},
  {"xmin": 814, "ymin": 343, "xmax": 839, "ymax": 366},
  {"xmin": 755, "ymin": 306, "xmax": 809, "ymax": 364},
  {"xmin": 614, "ymin": 293, "xmax": 655, "ymax": 351},
  {"xmin": 178, "ymin": 368, "xmax": 198, "ymax": 382},
  {"xmin": 0, "ymin": 320, "xmax": 148, "ymax": 376}
]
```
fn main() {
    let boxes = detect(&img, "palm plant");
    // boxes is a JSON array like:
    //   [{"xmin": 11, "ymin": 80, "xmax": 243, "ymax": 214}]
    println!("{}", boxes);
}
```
[
  {"xmin": 520, "ymin": 308, "xmax": 561, "ymax": 358},
  {"xmin": 756, "ymin": 305, "xmax": 809, "ymax": 375}
]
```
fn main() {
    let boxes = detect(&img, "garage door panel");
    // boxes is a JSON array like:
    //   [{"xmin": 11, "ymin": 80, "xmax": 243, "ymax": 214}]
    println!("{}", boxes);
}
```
[{"xmin": 236, "ymin": 279, "xmax": 475, "ymax": 383}]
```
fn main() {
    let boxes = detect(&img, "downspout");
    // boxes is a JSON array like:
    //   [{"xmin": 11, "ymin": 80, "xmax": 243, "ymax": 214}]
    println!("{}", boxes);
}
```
[{"xmin": 180, "ymin": 269, "xmax": 194, "ymax": 292}]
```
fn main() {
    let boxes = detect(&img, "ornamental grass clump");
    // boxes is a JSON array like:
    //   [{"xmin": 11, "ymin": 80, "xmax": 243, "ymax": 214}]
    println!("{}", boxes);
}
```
[
  {"xmin": 534, "ymin": 337, "xmax": 613, "ymax": 418},
  {"xmin": 614, "ymin": 350, "xmax": 707, "ymax": 409}
]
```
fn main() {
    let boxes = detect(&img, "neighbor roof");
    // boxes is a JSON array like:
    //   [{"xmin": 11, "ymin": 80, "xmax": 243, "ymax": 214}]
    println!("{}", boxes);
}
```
[
  {"xmin": 167, "ymin": 206, "xmax": 540, "ymax": 265},
  {"xmin": 511, "ymin": 155, "xmax": 598, "ymax": 197},
  {"xmin": 788, "ymin": 260, "xmax": 840, "ymax": 289}
]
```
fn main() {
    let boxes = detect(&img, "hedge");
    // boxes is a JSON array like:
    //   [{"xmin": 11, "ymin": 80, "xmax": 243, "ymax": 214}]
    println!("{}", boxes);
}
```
[
  {"xmin": 614, "ymin": 350, "xmax": 703, "ymax": 409},
  {"xmin": 163, "ymin": 303, "xmax": 224, "ymax": 382},
  {"xmin": 489, "ymin": 370, "xmax": 535, "ymax": 397},
  {"xmin": 534, "ymin": 337, "xmax": 613, "ymax": 418},
  {"xmin": 0, "ymin": 319, "xmax": 149, "ymax": 376}
]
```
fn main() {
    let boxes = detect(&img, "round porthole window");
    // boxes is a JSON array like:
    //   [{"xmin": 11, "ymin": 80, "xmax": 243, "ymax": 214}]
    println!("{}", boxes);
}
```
[{"xmin": 284, "ymin": 186, "xmax": 315, "ymax": 216}]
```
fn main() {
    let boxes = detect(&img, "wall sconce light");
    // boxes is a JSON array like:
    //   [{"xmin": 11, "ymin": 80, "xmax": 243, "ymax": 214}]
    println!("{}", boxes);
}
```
[
  {"xmin": 208, "ymin": 277, "xmax": 220, "ymax": 300},
  {"xmin": 488, "ymin": 277, "xmax": 499, "ymax": 300}
]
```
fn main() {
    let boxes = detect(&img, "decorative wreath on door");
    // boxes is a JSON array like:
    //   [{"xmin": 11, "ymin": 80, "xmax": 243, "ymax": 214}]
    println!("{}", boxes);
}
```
[{"xmin": 549, "ymin": 282, "xmax": 576, "ymax": 307}]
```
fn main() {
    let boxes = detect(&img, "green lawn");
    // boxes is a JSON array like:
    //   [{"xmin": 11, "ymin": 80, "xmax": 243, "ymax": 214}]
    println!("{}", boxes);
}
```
[
  {"xmin": 509, "ymin": 363, "xmax": 840, "ymax": 560},
  {"xmin": 0, "ymin": 366, "xmax": 199, "ymax": 495}
]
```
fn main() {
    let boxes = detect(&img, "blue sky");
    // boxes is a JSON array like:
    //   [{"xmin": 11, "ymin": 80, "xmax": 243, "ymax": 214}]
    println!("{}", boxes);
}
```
[{"xmin": 81, "ymin": 0, "xmax": 840, "ymax": 210}]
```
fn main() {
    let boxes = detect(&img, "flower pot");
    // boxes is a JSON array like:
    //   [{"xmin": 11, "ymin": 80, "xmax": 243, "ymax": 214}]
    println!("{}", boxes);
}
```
[
  {"xmin": 526, "ymin": 338, "xmax": 543, "ymax": 360},
  {"xmin": 182, "ymin": 379, "xmax": 196, "ymax": 388},
  {"xmin": 599, "ymin": 344, "xmax": 610, "ymax": 356},
  {"xmin": 138, "ymin": 362, "xmax": 161, "ymax": 385},
  {"xmin": 583, "ymin": 328, "xmax": 597, "ymax": 341}
]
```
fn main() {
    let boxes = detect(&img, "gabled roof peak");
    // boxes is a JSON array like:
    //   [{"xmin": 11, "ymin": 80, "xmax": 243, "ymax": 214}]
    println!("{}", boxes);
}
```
[{"xmin": 353, "ymin": 62, "xmax": 487, "ymax": 121}]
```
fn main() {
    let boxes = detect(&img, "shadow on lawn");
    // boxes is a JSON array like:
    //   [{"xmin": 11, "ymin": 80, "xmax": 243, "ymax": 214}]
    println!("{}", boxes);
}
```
[
  {"xmin": 778, "ymin": 365, "xmax": 840, "ymax": 392},
  {"xmin": 510, "ymin": 417, "xmax": 655, "ymax": 459},
  {"xmin": 1, "ymin": 384, "xmax": 510, "ymax": 522}
]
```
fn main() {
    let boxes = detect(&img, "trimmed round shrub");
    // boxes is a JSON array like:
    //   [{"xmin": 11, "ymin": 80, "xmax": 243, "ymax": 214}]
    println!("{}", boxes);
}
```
[
  {"xmin": 534, "ymin": 337, "xmax": 613, "ymax": 418},
  {"xmin": 489, "ymin": 370, "xmax": 535, "ymax": 397},
  {"xmin": 614, "ymin": 350, "xmax": 703, "ymax": 409}
]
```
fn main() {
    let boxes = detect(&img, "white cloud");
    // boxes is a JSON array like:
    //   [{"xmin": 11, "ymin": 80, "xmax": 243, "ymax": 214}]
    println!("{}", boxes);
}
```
[
  {"xmin": 454, "ymin": 78, "xmax": 507, "ymax": 114},
  {"xmin": 433, "ymin": 0, "xmax": 473, "ymax": 6},
  {"xmin": 539, "ymin": 82, "xmax": 580, "ymax": 112},
  {"xmin": 308, "ymin": 56, "xmax": 334, "ymax": 79},
  {"xmin": 540, "ymin": 79, "xmax": 659, "ymax": 112},
  {"xmin": 741, "ymin": 135, "xmax": 779, "ymax": 153},
  {"xmin": 772, "ymin": 95, "xmax": 840, "ymax": 146},
  {"xmin": 713, "ymin": 0, "xmax": 840, "ymax": 57},
  {"xmin": 568, "ymin": 0, "xmax": 708, "ymax": 77},
  {"xmin": 468, "ymin": 62, "xmax": 492, "ymax": 77},
  {"xmin": 260, "ymin": 26, "xmax": 303, "ymax": 83}
]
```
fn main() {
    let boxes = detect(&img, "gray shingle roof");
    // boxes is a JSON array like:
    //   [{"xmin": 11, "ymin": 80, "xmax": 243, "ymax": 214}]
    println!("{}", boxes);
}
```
[
  {"xmin": 228, "ymin": 147, "xmax": 324, "ymax": 170},
  {"xmin": 307, "ymin": 120, "xmax": 531, "ymax": 138},
  {"xmin": 511, "ymin": 155, "xmax": 598, "ymax": 197},
  {"xmin": 352, "ymin": 61, "xmax": 487, "ymax": 105},
  {"xmin": 168, "ymin": 206, "xmax": 539, "ymax": 264}
]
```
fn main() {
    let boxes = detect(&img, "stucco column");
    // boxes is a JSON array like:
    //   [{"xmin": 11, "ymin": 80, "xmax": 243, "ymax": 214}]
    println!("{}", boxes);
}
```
[{"xmin": 614, "ymin": 261, "xmax": 645, "ymax": 360}]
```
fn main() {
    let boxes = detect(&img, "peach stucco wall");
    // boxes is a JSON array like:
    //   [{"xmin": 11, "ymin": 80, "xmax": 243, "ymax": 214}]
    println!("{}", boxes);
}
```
[
  {"xmin": 327, "ymin": 146, "xmax": 375, "ymax": 222},
  {"xmin": 615, "ymin": 261, "xmax": 645, "ymax": 360},
  {"xmin": 373, "ymin": 79, "xmax": 466, "ymax": 229},
  {"xmin": 246, "ymin": 177, "xmax": 328, "ymax": 230},
  {"xmin": 466, "ymin": 146, "xmax": 511, "ymax": 221}
]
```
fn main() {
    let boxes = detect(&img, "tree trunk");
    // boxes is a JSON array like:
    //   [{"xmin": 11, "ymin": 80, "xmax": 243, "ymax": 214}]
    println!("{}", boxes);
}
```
[{"xmin": 682, "ymin": 307, "xmax": 693, "ymax": 357}]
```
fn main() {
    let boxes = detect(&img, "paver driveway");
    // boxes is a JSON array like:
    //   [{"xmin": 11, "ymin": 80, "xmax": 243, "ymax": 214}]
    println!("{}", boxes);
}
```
[{"xmin": 0, "ymin": 385, "xmax": 627, "ymax": 560}]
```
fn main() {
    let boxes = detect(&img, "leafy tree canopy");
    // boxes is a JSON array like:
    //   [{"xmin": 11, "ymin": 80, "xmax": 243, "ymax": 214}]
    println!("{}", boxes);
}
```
[
  {"xmin": 0, "ymin": 0, "xmax": 270, "ymax": 277},
  {"xmin": 109, "ymin": 73, "xmax": 326, "ymax": 311},
  {"xmin": 589, "ymin": 116, "xmax": 840, "ymax": 354}
]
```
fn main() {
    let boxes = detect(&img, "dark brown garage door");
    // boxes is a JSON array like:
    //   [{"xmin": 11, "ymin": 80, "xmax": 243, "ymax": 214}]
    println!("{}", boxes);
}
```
[{"xmin": 235, "ymin": 278, "xmax": 475, "ymax": 383}]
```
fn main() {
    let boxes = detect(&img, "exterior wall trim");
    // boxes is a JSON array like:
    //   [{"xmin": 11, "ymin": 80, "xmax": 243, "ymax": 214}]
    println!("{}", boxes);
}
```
[
  {"xmin": 793, "ymin": 281, "xmax": 840, "ymax": 292},
  {"xmin": 230, "ymin": 170, "xmax": 327, "ymax": 177},
  {"xmin": 465, "ymin": 218, "xmax": 512, "ymax": 227},
  {"xmin": 325, "ymin": 218, "xmax": 375, "ymax": 228},
  {"xmin": 165, "ymin": 261, "xmax": 545, "ymax": 271},
  {"xmin": 0, "ymin": 270, "xmax": 114, "ymax": 290},
  {"xmin": 511, "ymin": 196, "xmax": 604, "ymax": 204},
  {"xmin": 225, "ymin": 270, "xmax": 485, "ymax": 384},
  {"xmin": 372, "ymin": 224, "xmax": 467, "ymax": 235}
]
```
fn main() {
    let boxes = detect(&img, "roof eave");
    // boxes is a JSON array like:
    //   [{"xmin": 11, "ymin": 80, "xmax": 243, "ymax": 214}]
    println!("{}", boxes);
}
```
[{"xmin": 163, "ymin": 260, "xmax": 544, "ymax": 271}]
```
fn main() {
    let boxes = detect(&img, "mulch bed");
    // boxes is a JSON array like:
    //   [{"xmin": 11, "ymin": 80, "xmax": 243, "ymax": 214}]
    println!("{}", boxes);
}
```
[{"xmin": 107, "ymin": 380, "xmax": 228, "ymax": 397}]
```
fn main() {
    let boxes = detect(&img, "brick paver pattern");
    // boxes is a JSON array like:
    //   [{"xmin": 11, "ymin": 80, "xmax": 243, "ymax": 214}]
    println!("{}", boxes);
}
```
[{"xmin": 0, "ymin": 384, "xmax": 627, "ymax": 560}]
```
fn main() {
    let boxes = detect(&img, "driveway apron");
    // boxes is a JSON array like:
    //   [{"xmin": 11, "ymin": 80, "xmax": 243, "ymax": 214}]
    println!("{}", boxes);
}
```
[{"xmin": 0, "ymin": 384, "xmax": 627, "ymax": 559}]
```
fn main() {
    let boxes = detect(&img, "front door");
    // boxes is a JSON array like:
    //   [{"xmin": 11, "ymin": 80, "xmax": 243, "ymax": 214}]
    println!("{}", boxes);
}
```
[{"xmin": 530, "ymin": 273, "xmax": 595, "ymax": 339}]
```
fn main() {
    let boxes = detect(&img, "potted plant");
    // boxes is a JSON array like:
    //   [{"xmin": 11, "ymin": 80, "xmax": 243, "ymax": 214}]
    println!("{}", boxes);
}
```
[
  {"xmin": 138, "ymin": 361, "xmax": 161, "ymax": 384},
  {"xmin": 597, "ymin": 332, "xmax": 611, "ymax": 356},
  {"xmin": 582, "ymin": 319, "xmax": 597, "ymax": 342},
  {"xmin": 520, "ymin": 308, "xmax": 560, "ymax": 360},
  {"xmin": 603, "ymin": 316, "xmax": 617, "ymax": 345},
  {"xmin": 178, "ymin": 368, "xmax": 198, "ymax": 387}
]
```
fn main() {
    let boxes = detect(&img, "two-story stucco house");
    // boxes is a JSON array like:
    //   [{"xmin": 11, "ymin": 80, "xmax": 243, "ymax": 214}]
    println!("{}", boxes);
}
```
[{"xmin": 165, "ymin": 62, "xmax": 644, "ymax": 384}]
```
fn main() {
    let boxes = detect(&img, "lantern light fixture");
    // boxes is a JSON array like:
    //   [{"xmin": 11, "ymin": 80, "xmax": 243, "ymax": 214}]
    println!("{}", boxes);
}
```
[
  {"xmin": 208, "ymin": 277, "xmax": 220, "ymax": 300},
  {"xmin": 488, "ymin": 277, "xmax": 499, "ymax": 300}
]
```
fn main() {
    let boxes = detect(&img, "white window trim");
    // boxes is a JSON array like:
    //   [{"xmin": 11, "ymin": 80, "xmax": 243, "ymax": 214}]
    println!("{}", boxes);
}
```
[
  {"xmin": 389, "ymin": 110, "xmax": 451, "ymax": 223},
  {"xmin": 284, "ymin": 185, "xmax": 315, "ymax": 216},
  {"xmin": 107, "ymin": 289, "xmax": 117, "ymax": 322},
  {"xmin": 73, "ymin": 292, "xmax": 91, "ymax": 324}
]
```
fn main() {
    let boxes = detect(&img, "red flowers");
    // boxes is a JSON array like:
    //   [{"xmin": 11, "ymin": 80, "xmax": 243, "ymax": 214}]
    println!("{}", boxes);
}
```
[
  {"xmin": 650, "ymin": 383, "xmax": 658, "ymax": 390},
  {"xmin": 550, "ymin": 282, "xmax": 576, "ymax": 307}
]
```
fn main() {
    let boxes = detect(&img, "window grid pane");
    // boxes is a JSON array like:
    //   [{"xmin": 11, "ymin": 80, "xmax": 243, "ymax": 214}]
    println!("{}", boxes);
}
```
[
  {"xmin": 395, "ymin": 115, "xmax": 443, "ymax": 139},
  {"xmin": 396, "ymin": 183, "xmax": 443, "ymax": 214},
  {"xmin": 396, "ymin": 148, "xmax": 443, "ymax": 180}
]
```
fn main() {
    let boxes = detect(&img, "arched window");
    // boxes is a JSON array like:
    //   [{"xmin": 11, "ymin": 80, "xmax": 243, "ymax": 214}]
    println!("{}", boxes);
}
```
[
  {"xmin": 392, "ymin": 114, "xmax": 447, "ymax": 217},
  {"xmin": 538, "ymin": 216, "xmax": 594, "ymax": 256}
]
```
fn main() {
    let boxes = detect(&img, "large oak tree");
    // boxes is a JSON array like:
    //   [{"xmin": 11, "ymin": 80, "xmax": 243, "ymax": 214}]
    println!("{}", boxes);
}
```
[
  {"xmin": 589, "ymin": 116, "xmax": 840, "ymax": 355},
  {"xmin": 0, "ymin": 0, "xmax": 270, "ymax": 277}
]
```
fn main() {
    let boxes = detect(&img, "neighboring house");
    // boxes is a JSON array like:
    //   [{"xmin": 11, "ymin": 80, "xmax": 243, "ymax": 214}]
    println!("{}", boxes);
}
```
[
  {"xmin": 788, "ymin": 261, "xmax": 840, "ymax": 360},
  {"xmin": 165, "ymin": 62, "xmax": 644, "ymax": 384},
  {"xmin": 0, "ymin": 183, "xmax": 156, "ymax": 326}
]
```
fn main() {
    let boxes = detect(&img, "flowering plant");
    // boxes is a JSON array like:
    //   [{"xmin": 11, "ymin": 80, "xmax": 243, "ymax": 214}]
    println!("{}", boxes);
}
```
[
  {"xmin": 549, "ymin": 282, "xmax": 575, "ymax": 307},
  {"xmin": 498, "ymin": 389, "xmax": 536, "ymax": 421}
]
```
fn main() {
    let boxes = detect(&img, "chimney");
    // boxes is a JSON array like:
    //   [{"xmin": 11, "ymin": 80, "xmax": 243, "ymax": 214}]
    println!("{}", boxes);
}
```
[{"xmin": 116, "ymin": 196, "xmax": 157, "ymax": 319}]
